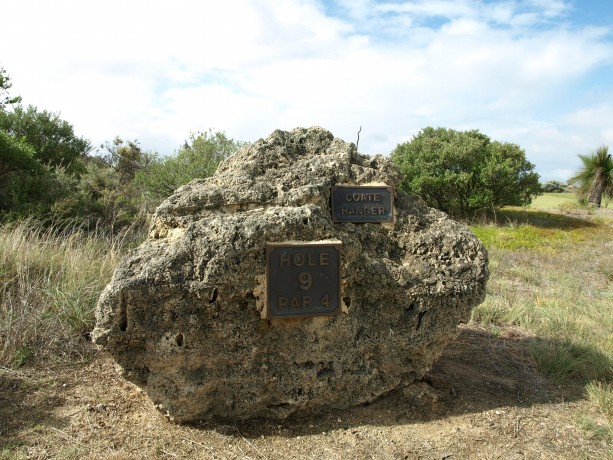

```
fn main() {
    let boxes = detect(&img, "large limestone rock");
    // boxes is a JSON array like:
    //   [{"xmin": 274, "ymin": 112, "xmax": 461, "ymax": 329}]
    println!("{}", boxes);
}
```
[{"xmin": 93, "ymin": 127, "xmax": 488, "ymax": 422}]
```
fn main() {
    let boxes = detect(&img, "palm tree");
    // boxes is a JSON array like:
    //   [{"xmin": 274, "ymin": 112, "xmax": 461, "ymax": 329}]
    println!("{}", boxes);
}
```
[{"xmin": 569, "ymin": 145, "xmax": 613, "ymax": 208}]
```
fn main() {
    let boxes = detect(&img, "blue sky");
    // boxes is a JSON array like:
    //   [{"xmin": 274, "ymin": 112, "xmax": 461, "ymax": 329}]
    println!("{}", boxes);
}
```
[{"xmin": 2, "ymin": 0, "xmax": 612, "ymax": 181}]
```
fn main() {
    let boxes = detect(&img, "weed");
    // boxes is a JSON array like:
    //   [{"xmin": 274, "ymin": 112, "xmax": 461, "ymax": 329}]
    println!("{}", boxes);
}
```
[
  {"xmin": 61, "ymin": 447, "xmax": 80, "ymax": 459},
  {"xmin": 0, "ymin": 446, "xmax": 27, "ymax": 460},
  {"xmin": 12, "ymin": 345, "xmax": 32, "ymax": 368},
  {"xmin": 528, "ymin": 339, "xmax": 610, "ymax": 383},
  {"xmin": 587, "ymin": 381, "xmax": 613, "ymax": 419},
  {"xmin": 558, "ymin": 200, "xmax": 594, "ymax": 215},
  {"xmin": 576, "ymin": 415, "xmax": 612, "ymax": 441}
]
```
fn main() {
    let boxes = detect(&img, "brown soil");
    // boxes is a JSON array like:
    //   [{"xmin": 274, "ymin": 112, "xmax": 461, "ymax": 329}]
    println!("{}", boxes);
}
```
[{"xmin": 1, "ymin": 324, "xmax": 609, "ymax": 459}]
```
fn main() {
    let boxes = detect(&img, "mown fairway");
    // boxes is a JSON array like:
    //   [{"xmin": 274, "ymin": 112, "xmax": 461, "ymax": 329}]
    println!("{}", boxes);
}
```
[{"xmin": 531, "ymin": 192, "xmax": 613, "ymax": 210}]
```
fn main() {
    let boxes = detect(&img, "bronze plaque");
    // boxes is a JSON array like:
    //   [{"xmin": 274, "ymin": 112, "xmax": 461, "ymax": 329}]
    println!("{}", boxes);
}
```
[
  {"xmin": 266, "ymin": 242, "xmax": 341, "ymax": 319},
  {"xmin": 331, "ymin": 185, "xmax": 394, "ymax": 223}
]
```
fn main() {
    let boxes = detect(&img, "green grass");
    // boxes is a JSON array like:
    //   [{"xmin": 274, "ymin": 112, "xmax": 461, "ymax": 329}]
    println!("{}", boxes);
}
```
[
  {"xmin": 576, "ymin": 415, "xmax": 612, "ymax": 442},
  {"xmin": 471, "ymin": 209, "xmax": 608, "ymax": 251},
  {"xmin": 531, "ymin": 192, "xmax": 613, "ymax": 210},
  {"xmin": 587, "ymin": 381, "xmax": 613, "ymax": 419},
  {"xmin": 472, "ymin": 223, "xmax": 585, "ymax": 251},
  {"xmin": 0, "ymin": 220, "xmax": 146, "ymax": 367},
  {"xmin": 471, "ymin": 208, "xmax": 613, "ymax": 433},
  {"xmin": 531, "ymin": 192, "xmax": 576, "ymax": 209}
]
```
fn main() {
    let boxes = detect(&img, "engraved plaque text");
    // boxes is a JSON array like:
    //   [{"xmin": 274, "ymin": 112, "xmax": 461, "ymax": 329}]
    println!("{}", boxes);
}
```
[
  {"xmin": 331, "ymin": 185, "xmax": 393, "ymax": 223},
  {"xmin": 266, "ymin": 242, "xmax": 341, "ymax": 319}
]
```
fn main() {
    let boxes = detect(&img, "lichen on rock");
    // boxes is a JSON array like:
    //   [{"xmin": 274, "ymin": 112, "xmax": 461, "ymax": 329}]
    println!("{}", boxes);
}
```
[{"xmin": 92, "ymin": 126, "xmax": 489, "ymax": 422}]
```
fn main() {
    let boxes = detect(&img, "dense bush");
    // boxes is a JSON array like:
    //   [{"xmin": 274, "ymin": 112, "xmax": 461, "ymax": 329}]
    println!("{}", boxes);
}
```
[
  {"xmin": 0, "ymin": 130, "xmax": 73, "ymax": 218},
  {"xmin": 1, "ymin": 131, "xmax": 38, "ymax": 211},
  {"xmin": 0, "ymin": 105, "xmax": 90, "ymax": 174},
  {"xmin": 135, "ymin": 129, "xmax": 246, "ymax": 201},
  {"xmin": 0, "ymin": 103, "xmax": 94, "ymax": 222},
  {"xmin": 1, "ymin": 124, "xmax": 244, "ymax": 231},
  {"xmin": 391, "ymin": 127, "xmax": 541, "ymax": 218}
]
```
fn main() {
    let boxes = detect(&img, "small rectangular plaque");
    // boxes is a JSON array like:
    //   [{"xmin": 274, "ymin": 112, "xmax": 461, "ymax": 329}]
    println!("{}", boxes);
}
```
[
  {"xmin": 266, "ymin": 242, "xmax": 341, "ymax": 319},
  {"xmin": 331, "ymin": 185, "xmax": 394, "ymax": 223}
]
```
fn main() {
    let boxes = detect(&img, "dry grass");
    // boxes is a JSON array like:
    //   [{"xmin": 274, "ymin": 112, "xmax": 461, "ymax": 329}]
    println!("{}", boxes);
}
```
[
  {"xmin": 0, "ymin": 219, "xmax": 146, "ymax": 367},
  {"xmin": 2, "ymin": 331, "xmax": 609, "ymax": 459},
  {"xmin": 1, "ymin": 210, "xmax": 612, "ymax": 458},
  {"xmin": 471, "ymin": 208, "xmax": 613, "ymax": 440}
]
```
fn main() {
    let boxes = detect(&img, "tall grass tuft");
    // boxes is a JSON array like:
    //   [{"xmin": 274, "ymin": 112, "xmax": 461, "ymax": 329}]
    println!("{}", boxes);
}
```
[
  {"xmin": 587, "ymin": 381, "xmax": 613, "ymax": 419},
  {"xmin": 0, "ymin": 219, "xmax": 146, "ymax": 367},
  {"xmin": 577, "ymin": 382, "xmax": 613, "ymax": 442}
]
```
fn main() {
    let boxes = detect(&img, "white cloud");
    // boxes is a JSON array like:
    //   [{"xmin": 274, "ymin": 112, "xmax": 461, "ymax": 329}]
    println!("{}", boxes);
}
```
[
  {"xmin": 485, "ymin": 2, "xmax": 516, "ymax": 24},
  {"xmin": 603, "ymin": 129, "xmax": 613, "ymax": 145},
  {"xmin": 526, "ymin": 0, "xmax": 570, "ymax": 18},
  {"xmin": 0, "ymin": 0, "xmax": 611, "ymax": 182},
  {"xmin": 375, "ymin": 0, "xmax": 476, "ymax": 19},
  {"xmin": 561, "ymin": 104, "xmax": 613, "ymax": 151},
  {"xmin": 441, "ymin": 18, "xmax": 488, "ymax": 35}
]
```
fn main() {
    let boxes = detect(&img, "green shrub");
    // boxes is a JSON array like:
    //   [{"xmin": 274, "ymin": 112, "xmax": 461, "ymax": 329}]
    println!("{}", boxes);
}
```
[
  {"xmin": 135, "ymin": 129, "xmax": 246, "ymax": 202},
  {"xmin": 0, "ymin": 105, "xmax": 90, "ymax": 174},
  {"xmin": 391, "ymin": 127, "xmax": 541, "ymax": 218},
  {"xmin": 569, "ymin": 145, "xmax": 613, "ymax": 208}
]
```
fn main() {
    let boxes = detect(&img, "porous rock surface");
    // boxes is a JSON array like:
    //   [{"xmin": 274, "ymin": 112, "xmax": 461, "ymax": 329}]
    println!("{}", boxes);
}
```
[{"xmin": 93, "ymin": 126, "xmax": 488, "ymax": 422}]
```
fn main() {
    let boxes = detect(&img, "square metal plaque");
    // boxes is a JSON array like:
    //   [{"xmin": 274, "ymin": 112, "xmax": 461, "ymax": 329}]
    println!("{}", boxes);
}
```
[
  {"xmin": 266, "ymin": 242, "xmax": 341, "ymax": 319},
  {"xmin": 331, "ymin": 185, "xmax": 394, "ymax": 223}
]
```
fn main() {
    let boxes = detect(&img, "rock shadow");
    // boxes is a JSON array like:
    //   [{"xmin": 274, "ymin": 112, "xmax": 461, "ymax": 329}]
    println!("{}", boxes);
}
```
[
  {"xmin": 204, "ymin": 324, "xmax": 609, "ymax": 438},
  {"xmin": 492, "ymin": 209, "xmax": 599, "ymax": 230}
]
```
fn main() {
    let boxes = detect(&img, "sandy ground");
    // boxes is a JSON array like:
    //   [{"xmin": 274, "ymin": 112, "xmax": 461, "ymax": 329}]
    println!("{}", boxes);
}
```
[{"xmin": 1, "ymin": 324, "xmax": 610, "ymax": 459}]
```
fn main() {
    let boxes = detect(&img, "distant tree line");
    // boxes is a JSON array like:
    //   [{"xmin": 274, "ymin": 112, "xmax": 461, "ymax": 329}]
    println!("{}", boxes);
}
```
[
  {"xmin": 3, "ymin": 65, "xmax": 610, "ymax": 227},
  {"xmin": 541, "ymin": 180, "xmax": 567, "ymax": 193},
  {"xmin": 0, "ymin": 67, "xmax": 245, "ymax": 231}
]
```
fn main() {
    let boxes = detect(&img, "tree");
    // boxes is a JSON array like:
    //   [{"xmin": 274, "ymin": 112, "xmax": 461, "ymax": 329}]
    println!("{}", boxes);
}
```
[
  {"xmin": 0, "ymin": 130, "xmax": 40, "ymax": 212},
  {"xmin": 0, "ymin": 130, "xmax": 72, "ymax": 217},
  {"xmin": 135, "ymin": 129, "xmax": 246, "ymax": 201},
  {"xmin": 390, "ymin": 127, "xmax": 541, "ymax": 218},
  {"xmin": 0, "ymin": 105, "xmax": 90, "ymax": 174},
  {"xmin": 569, "ymin": 145, "xmax": 613, "ymax": 208},
  {"xmin": 0, "ymin": 99, "xmax": 92, "ymax": 219},
  {"xmin": 0, "ymin": 130, "xmax": 39, "ymax": 179},
  {"xmin": 0, "ymin": 71, "xmax": 141, "ymax": 228},
  {"xmin": 0, "ymin": 66, "xmax": 21, "ymax": 109},
  {"xmin": 99, "ymin": 137, "xmax": 155, "ymax": 184}
]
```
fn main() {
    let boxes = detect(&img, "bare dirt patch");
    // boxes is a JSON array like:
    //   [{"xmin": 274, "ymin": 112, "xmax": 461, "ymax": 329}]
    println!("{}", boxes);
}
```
[{"xmin": 2, "ymin": 324, "xmax": 609, "ymax": 459}]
